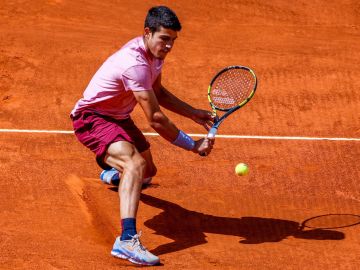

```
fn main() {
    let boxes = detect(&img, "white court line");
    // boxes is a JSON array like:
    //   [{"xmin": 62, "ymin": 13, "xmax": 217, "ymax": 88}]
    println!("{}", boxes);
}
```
[{"xmin": 0, "ymin": 128, "xmax": 360, "ymax": 141}]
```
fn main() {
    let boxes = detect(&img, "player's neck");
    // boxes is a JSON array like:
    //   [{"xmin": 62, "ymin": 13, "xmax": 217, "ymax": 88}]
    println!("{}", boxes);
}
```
[{"xmin": 142, "ymin": 36, "xmax": 154, "ymax": 62}]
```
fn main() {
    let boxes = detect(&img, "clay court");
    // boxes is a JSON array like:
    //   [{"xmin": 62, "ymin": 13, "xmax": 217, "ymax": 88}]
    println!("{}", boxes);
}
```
[{"xmin": 1, "ymin": 1, "xmax": 360, "ymax": 269}]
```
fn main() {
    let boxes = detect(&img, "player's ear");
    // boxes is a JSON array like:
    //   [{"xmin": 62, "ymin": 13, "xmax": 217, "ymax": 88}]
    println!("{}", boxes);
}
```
[{"xmin": 144, "ymin": 27, "xmax": 152, "ymax": 39}]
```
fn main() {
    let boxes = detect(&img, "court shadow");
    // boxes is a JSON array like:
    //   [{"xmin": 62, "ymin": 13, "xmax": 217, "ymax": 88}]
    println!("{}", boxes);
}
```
[{"xmin": 140, "ymin": 194, "xmax": 345, "ymax": 255}]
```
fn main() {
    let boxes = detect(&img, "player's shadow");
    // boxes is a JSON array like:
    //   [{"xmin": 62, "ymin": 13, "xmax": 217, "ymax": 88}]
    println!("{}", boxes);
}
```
[{"xmin": 140, "ymin": 193, "xmax": 345, "ymax": 255}]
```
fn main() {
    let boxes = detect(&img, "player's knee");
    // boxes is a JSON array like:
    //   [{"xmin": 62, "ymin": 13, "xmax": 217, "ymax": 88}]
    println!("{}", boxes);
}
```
[{"xmin": 126, "ymin": 156, "xmax": 147, "ymax": 180}]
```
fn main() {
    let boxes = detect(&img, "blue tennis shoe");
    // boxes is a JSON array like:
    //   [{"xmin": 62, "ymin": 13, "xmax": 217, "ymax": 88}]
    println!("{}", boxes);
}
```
[
  {"xmin": 111, "ymin": 233, "xmax": 160, "ymax": 266},
  {"xmin": 100, "ymin": 168, "xmax": 120, "ymax": 185}
]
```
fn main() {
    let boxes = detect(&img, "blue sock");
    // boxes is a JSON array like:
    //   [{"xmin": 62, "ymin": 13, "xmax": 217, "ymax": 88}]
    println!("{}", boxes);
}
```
[{"xmin": 121, "ymin": 218, "xmax": 137, "ymax": 240}]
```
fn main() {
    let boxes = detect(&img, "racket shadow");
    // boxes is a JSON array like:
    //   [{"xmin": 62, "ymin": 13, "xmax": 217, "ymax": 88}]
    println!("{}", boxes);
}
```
[{"xmin": 140, "ymin": 194, "xmax": 345, "ymax": 256}]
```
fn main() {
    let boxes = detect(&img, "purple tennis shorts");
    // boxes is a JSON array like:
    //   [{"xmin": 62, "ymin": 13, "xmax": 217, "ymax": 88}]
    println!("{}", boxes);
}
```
[{"xmin": 71, "ymin": 110, "xmax": 150, "ymax": 170}]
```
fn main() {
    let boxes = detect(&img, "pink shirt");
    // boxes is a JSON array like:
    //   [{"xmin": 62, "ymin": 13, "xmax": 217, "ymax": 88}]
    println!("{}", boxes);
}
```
[{"xmin": 71, "ymin": 36, "xmax": 163, "ymax": 119}]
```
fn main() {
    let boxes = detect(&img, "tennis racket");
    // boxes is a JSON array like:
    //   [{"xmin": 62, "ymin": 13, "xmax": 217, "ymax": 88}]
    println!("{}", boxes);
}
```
[{"xmin": 200, "ymin": 65, "xmax": 257, "ymax": 156}]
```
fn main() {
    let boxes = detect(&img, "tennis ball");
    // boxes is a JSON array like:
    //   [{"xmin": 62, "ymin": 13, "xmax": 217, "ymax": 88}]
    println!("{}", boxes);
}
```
[{"xmin": 235, "ymin": 163, "xmax": 249, "ymax": 176}]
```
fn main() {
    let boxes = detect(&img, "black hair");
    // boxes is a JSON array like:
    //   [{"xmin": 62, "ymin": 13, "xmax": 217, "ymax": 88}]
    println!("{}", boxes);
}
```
[{"xmin": 144, "ymin": 6, "xmax": 182, "ymax": 33}]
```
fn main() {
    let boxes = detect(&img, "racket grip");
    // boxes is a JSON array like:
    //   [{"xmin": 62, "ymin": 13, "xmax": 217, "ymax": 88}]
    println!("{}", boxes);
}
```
[
  {"xmin": 207, "ymin": 127, "xmax": 218, "ymax": 138},
  {"xmin": 199, "ymin": 127, "xmax": 218, "ymax": 157}
]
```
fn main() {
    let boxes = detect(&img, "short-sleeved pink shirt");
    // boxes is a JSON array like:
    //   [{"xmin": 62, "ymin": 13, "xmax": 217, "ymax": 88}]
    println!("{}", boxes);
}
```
[{"xmin": 71, "ymin": 36, "xmax": 163, "ymax": 119}]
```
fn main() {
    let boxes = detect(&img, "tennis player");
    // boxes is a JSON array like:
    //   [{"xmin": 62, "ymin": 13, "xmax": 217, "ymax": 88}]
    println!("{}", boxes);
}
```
[{"xmin": 70, "ymin": 6, "xmax": 214, "ymax": 266}]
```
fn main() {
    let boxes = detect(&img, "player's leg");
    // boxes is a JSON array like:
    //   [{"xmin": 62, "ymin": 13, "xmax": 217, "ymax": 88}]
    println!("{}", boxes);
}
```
[
  {"xmin": 72, "ymin": 112, "xmax": 159, "ymax": 265},
  {"xmin": 100, "ymin": 149, "xmax": 156, "ymax": 185},
  {"xmin": 140, "ymin": 148, "xmax": 157, "ymax": 184},
  {"xmin": 103, "ymin": 141, "xmax": 160, "ymax": 266},
  {"xmin": 100, "ymin": 118, "xmax": 157, "ymax": 186},
  {"xmin": 104, "ymin": 141, "xmax": 145, "ymax": 218}
]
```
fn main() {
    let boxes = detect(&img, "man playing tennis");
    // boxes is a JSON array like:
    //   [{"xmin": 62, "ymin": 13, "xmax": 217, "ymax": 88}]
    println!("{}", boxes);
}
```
[{"xmin": 70, "ymin": 6, "xmax": 214, "ymax": 266}]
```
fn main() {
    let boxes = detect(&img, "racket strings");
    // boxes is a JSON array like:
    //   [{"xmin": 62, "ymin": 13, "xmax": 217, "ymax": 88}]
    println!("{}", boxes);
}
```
[{"xmin": 210, "ymin": 68, "xmax": 255, "ymax": 110}]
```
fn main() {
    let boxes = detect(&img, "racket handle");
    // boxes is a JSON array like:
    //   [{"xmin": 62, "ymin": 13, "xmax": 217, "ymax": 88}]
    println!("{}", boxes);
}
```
[
  {"xmin": 199, "ymin": 127, "xmax": 218, "ymax": 156},
  {"xmin": 207, "ymin": 127, "xmax": 218, "ymax": 138}
]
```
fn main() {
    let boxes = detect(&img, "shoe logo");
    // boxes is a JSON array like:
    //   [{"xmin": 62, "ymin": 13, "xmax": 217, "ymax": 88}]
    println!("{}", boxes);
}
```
[{"xmin": 126, "ymin": 246, "xmax": 135, "ymax": 252}]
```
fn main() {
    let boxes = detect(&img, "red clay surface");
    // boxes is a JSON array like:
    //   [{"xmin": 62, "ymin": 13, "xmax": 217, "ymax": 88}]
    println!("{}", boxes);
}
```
[{"xmin": 1, "ymin": 1, "xmax": 360, "ymax": 269}]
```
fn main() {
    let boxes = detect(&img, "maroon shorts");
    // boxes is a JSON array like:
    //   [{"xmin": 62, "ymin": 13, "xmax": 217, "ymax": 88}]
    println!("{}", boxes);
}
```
[{"xmin": 71, "ymin": 110, "xmax": 150, "ymax": 170}]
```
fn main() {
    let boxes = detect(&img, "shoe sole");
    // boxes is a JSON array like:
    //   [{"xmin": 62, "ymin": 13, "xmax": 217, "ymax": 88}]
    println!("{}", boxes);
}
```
[{"xmin": 111, "ymin": 250, "xmax": 159, "ymax": 266}]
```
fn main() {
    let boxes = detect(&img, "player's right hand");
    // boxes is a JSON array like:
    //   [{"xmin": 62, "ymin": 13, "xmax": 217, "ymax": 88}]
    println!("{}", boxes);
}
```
[{"xmin": 193, "ymin": 137, "xmax": 215, "ymax": 156}]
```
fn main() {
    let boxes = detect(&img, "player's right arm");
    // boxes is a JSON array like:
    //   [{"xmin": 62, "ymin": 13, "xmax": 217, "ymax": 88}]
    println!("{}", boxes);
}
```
[
  {"xmin": 133, "ymin": 90, "xmax": 213, "ymax": 155},
  {"xmin": 133, "ymin": 90, "xmax": 178, "ymax": 142}
]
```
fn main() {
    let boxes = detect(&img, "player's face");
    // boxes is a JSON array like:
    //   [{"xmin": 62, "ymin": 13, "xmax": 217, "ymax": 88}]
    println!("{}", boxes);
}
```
[{"xmin": 144, "ymin": 27, "xmax": 178, "ymax": 60}]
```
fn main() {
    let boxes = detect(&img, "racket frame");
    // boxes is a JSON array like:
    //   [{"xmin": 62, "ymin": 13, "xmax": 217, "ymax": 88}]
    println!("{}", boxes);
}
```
[{"xmin": 207, "ymin": 65, "xmax": 257, "ymax": 138}]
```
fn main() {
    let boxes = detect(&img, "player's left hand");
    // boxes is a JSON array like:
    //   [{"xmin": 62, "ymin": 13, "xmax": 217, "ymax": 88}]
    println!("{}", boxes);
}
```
[{"xmin": 191, "ymin": 109, "xmax": 215, "ymax": 131}]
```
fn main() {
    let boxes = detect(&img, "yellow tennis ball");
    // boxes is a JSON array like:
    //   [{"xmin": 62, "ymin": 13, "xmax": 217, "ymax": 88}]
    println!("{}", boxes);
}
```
[{"xmin": 235, "ymin": 163, "xmax": 249, "ymax": 176}]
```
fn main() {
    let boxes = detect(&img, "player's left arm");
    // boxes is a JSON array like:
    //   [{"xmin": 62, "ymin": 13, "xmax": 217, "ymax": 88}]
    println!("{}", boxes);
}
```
[{"xmin": 153, "ymin": 74, "xmax": 214, "ymax": 130}]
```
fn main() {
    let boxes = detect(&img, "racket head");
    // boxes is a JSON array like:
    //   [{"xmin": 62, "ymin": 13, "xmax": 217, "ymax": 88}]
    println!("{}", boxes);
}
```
[
  {"xmin": 300, "ymin": 214, "xmax": 360, "ymax": 230},
  {"xmin": 207, "ymin": 65, "xmax": 257, "ymax": 113}
]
